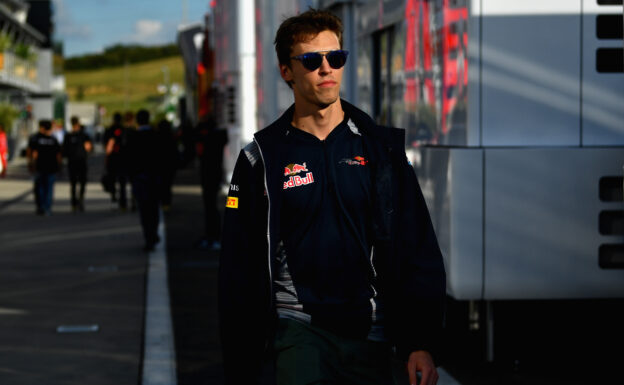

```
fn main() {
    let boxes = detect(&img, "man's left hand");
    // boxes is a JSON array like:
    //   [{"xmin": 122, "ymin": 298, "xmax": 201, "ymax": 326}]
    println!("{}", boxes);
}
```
[{"xmin": 406, "ymin": 350, "xmax": 438, "ymax": 385}]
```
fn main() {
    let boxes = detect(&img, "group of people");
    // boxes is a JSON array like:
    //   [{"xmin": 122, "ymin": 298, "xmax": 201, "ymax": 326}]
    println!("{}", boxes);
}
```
[
  {"xmin": 20, "ymin": 105, "xmax": 226, "ymax": 256},
  {"xmin": 24, "ymin": 109, "xmax": 179, "ymax": 252},
  {"xmin": 26, "ymin": 117, "xmax": 92, "ymax": 215},
  {"xmin": 110, "ymin": 108, "xmax": 177, "ymax": 251}
]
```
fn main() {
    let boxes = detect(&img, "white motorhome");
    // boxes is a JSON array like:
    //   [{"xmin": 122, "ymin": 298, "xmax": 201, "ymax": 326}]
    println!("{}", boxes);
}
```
[{"xmin": 211, "ymin": 0, "xmax": 624, "ymax": 362}]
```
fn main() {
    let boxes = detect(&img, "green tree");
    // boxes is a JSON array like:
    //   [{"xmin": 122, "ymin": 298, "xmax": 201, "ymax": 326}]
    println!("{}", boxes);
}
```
[{"xmin": 0, "ymin": 103, "xmax": 19, "ymax": 135}]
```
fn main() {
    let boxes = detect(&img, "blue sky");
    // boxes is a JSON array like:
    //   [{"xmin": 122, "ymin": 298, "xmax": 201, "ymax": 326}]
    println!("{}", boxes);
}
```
[{"xmin": 52, "ymin": 0, "xmax": 210, "ymax": 58}]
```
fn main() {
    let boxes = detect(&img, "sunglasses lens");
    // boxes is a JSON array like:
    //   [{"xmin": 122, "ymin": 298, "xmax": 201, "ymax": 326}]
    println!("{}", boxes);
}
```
[
  {"xmin": 295, "ymin": 51, "xmax": 349, "ymax": 71},
  {"xmin": 327, "ymin": 51, "xmax": 348, "ymax": 69},
  {"xmin": 301, "ymin": 53, "xmax": 323, "ymax": 71}
]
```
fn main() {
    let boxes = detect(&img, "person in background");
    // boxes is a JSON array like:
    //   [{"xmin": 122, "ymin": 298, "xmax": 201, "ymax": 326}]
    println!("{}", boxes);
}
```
[
  {"xmin": 0, "ymin": 123, "xmax": 8, "ymax": 178},
  {"xmin": 52, "ymin": 119, "xmax": 65, "ymax": 145},
  {"xmin": 62, "ymin": 116, "xmax": 93, "ymax": 212},
  {"xmin": 28, "ymin": 120, "xmax": 62, "ymax": 215},
  {"xmin": 105, "ymin": 112, "xmax": 129, "ymax": 210},
  {"xmin": 124, "ymin": 110, "xmax": 136, "ymax": 130},
  {"xmin": 195, "ymin": 115, "xmax": 227, "ymax": 250},
  {"xmin": 126, "ymin": 109, "xmax": 165, "ymax": 252},
  {"xmin": 157, "ymin": 118, "xmax": 178, "ymax": 211},
  {"xmin": 218, "ymin": 9, "xmax": 446, "ymax": 385}
]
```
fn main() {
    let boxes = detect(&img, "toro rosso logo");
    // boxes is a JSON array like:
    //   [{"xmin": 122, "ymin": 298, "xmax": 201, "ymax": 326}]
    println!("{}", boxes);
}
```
[
  {"xmin": 283, "ymin": 162, "xmax": 314, "ymax": 189},
  {"xmin": 340, "ymin": 156, "xmax": 368, "ymax": 166}
]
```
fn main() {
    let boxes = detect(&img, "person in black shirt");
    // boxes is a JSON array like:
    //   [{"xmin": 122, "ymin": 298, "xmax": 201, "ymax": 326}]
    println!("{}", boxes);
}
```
[
  {"xmin": 126, "ymin": 109, "xmax": 166, "ymax": 252},
  {"xmin": 63, "ymin": 116, "xmax": 93, "ymax": 212},
  {"xmin": 28, "ymin": 120, "xmax": 62, "ymax": 215},
  {"xmin": 219, "ymin": 9, "xmax": 446, "ymax": 385},
  {"xmin": 157, "ymin": 118, "xmax": 178, "ymax": 211},
  {"xmin": 104, "ymin": 112, "xmax": 130, "ymax": 210},
  {"xmin": 195, "ymin": 116, "xmax": 227, "ymax": 250}
]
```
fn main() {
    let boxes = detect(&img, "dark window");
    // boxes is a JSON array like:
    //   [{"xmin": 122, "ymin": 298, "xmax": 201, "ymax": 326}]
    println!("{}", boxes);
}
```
[
  {"xmin": 599, "ymin": 176, "xmax": 623, "ymax": 201},
  {"xmin": 597, "ymin": 0, "xmax": 623, "ymax": 5},
  {"xmin": 596, "ymin": 48, "xmax": 624, "ymax": 73},
  {"xmin": 596, "ymin": 15, "xmax": 623, "ymax": 39},
  {"xmin": 599, "ymin": 210, "xmax": 624, "ymax": 235},
  {"xmin": 599, "ymin": 244, "xmax": 624, "ymax": 269}
]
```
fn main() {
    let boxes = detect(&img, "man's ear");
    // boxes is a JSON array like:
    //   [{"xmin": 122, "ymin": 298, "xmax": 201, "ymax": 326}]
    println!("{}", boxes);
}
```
[{"xmin": 279, "ymin": 63, "xmax": 293, "ymax": 83}]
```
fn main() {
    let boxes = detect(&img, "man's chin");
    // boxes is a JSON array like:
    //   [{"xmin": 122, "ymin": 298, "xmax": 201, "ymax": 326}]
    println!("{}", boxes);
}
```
[{"xmin": 316, "ymin": 96, "xmax": 339, "ymax": 110}]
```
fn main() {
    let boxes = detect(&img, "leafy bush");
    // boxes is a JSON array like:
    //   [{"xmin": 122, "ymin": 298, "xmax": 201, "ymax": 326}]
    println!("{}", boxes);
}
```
[
  {"xmin": 14, "ymin": 43, "xmax": 37, "ymax": 63},
  {"xmin": 0, "ymin": 32, "xmax": 12, "ymax": 52},
  {"xmin": 0, "ymin": 103, "xmax": 19, "ymax": 135}
]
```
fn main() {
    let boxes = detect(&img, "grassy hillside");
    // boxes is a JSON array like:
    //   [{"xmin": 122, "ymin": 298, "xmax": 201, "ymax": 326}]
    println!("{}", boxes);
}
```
[{"xmin": 65, "ymin": 56, "xmax": 185, "ymax": 124}]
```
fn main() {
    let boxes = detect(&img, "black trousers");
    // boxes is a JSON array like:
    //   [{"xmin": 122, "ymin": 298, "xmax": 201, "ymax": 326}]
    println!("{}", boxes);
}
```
[
  {"xmin": 131, "ymin": 173, "xmax": 161, "ymax": 245},
  {"xmin": 111, "ymin": 173, "xmax": 129, "ymax": 208},
  {"xmin": 68, "ymin": 161, "xmax": 87, "ymax": 207}
]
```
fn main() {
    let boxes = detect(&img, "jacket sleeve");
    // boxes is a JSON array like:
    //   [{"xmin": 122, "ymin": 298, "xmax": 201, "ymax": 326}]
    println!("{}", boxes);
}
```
[
  {"xmin": 392, "ymin": 139, "xmax": 447, "ymax": 365},
  {"xmin": 218, "ymin": 146, "xmax": 271, "ymax": 385}
]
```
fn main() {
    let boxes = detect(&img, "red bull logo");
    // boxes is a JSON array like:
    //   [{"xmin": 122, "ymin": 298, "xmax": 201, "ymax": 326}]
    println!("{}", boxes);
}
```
[
  {"xmin": 283, "ymin": 172, "xmax": 314, "ymax": 189},
  {"xmin": 284, "ymin": 162, "xmax": 308, "ymax": 176}
]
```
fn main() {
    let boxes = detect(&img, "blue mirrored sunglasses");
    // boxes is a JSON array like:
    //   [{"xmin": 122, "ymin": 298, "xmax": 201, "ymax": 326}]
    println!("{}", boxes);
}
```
[{"xmin": 290, "ymin": 50, "xmax": 349, "ymax": 71}]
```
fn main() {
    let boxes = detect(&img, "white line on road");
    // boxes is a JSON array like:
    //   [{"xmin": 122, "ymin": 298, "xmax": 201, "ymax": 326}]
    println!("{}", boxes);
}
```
[{"xmin": 141, "ymin": 213, "xmax": 177, "ymax": 385}]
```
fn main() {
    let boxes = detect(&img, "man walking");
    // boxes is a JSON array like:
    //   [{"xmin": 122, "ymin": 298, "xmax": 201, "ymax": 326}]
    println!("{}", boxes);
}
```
[
  {"xmin": 104, "ymin": 112, "xmax": 130, "ymax": 210},
  {"xmin": 195, "ymin": 116, "xmax": 227, "ymax": 250},
  {"xmin": 219, "ymin": 9, "xmax": 446, "ymax": 385},
  {"xmin": 63, "ymin": 116, "xmax": 93, "ymax": 212},
  {"xmin": 28, "ymin": 120, "xmax": 62, "ymax": 215},
  {"xmin": 126, "ymin": 109, "xmax": 164, "ymax": 251}
]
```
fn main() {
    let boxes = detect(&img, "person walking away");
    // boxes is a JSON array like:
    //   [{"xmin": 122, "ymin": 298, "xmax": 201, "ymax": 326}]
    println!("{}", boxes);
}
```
[
  {"xmin": 157, "ymin": 118, "xmax": 178, "ymax": 211},
  {"xmin": 126, "ymin": 109, "xmax": 165, "ymax": 251},
  {"xmin": 105, "ymin": 112, "xmax": 130, "ymax": 210},
  {"xmin": 218, "ymin": 9, "xmax": 446, "ymax": 385},
  {"xmin": 0, "ymin": 124, "xmax": 8, "ymax": 178},
  {"xmin": 27, "ymin": 120, "xmax": 61, "ymax": 215},
  {"xmin": 123, "ymin": 110, "xmax": 138, "ymax": 211},
  {"xmin": 195, "ymin": 115, "xmax": 227, "ymax": 250},
  {"xmin": 62, "ymin": 116, "xmax": 93, "ymax": 212}
]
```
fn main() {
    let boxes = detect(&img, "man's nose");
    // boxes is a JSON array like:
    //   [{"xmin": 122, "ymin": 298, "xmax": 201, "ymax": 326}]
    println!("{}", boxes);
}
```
[{"xmin": 318, "ymin": 55, "xmax": 332, "ymax": 73}]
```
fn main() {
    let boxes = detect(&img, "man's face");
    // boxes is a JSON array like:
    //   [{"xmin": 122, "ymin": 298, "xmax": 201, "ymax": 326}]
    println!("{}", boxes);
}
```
[{"xmin": 280, "ymin": 30, "xmax": 343, "ymax": 110}]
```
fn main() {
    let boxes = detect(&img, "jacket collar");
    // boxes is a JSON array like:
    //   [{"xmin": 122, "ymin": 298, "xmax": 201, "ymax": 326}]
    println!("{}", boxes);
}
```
[{"xmin": 255, "ymin": 99, "xmax": 392, "ymax": 143}]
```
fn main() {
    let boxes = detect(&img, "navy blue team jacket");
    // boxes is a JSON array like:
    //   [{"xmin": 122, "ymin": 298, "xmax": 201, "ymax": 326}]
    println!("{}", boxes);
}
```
[{"xmin": 218, "ymin": 100, "xmax": 446, "ymax": 385}]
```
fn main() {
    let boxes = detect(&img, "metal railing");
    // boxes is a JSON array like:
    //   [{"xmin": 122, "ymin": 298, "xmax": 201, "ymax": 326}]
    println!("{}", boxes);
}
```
[{"xmin": 0, "ymin": 50, "xmax": 39, "ymax": 92}]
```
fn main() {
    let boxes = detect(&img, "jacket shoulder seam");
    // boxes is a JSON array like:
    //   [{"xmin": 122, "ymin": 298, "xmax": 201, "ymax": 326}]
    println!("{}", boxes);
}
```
[{"xmin": 243, "ymin": 141, "xmax": 260, "ymax": 167}]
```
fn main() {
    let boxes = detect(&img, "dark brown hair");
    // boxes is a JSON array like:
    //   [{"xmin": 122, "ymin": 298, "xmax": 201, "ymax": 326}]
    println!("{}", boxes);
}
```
[
  {"xmin": 274, "ymin": 8, "xmax": 343, "ymax": 67},
  {"xmin": 39, "ymin": 119, "xmax": 52, "ymax": 131}
]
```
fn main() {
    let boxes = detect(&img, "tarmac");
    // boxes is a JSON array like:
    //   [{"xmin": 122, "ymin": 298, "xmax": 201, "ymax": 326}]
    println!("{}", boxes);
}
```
[{"xmin": 0, "ymin": 149, "xmax": 223, "ymax": 385}]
